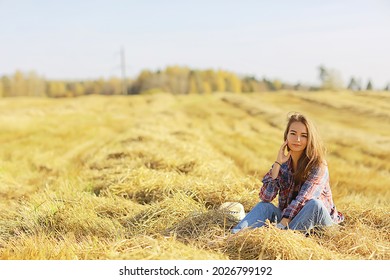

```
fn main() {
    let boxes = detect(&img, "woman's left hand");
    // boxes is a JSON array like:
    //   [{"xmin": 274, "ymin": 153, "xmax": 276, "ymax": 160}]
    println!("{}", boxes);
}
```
[
  {"xmin": 276, "ymin": 223, "xmax": 286, "ymax": 229},
  {"xmin": 280, "ymin": 217, "xmax": 290, "ymax": 227}
]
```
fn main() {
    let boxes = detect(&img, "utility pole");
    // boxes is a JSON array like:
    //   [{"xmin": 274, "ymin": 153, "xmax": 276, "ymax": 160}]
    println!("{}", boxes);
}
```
[{"xmin": 120, "ymin": 46, "xmax": 127, "ymax": 95}]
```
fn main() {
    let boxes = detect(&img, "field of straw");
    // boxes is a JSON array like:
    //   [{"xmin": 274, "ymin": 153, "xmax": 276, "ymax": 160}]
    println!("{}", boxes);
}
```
[{"xmin": 0, "ymin": 90, "xmax": 389, "ymax": 260}]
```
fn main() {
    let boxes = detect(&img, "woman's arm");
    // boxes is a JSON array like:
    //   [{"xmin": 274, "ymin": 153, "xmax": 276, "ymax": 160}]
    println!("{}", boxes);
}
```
[
  {"xmin": 259, "ymin": 141, "xmax": 291, "ymax": 202},
  {"xmin": 279, "ymin": 217, "xmax": 291, "ymax": 227},
  {"xmin": 259, "ymin": 164, "xmax": 280, "ymax": 202},
  {"xmin": 274, "ymin": 140, "xmax": 291, "ymax": 178},
  {"xmin": 281, "ymin": 164, "xmax": 328, "ymax": 221}
]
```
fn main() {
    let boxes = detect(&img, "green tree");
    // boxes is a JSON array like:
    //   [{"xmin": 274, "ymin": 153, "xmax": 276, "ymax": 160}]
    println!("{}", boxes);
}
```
[
  {"xmin": 366, "ymin": 80, "xmax": 373, "ymax": 90},
  {"xmin": 130, "ymin": 70, "xmax": 153, "ymax": 94},
  {"xmin": 263, "ymin": 78, "xmax": 275, "ymax": 91},
  {"xmin": 347, "ymin": 77, "xmax": 360, "ymax": 91},
  {"xmin": 241, "ymin": 77, "xmax": 253, "ymax": 92},
  {"xmin": 318, "ymin": 65, "xmax": 343, "ymax": 90}
]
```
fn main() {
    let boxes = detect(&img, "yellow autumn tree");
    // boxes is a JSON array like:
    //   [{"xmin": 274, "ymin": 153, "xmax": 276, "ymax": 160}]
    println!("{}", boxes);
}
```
[
  {"xmin": 188, "ymin": 71, "xmax": 199, "ymax": 94},
  {"xmin": 11, "ymin": 71, "xmax": 27, "ymax": 96},
  {"xmin": 26, "ymin": 71, "xmax": 45, "ymax": 96},
  {"xmin": 203, "ymin": 81, "xmax": 212, "ymax": 94},
  {"xmin": 216, "ymin": 70, "xmax": 226, "ymax": 92},
  {"xmin": 107, "ymin": 77, "xmax": 122, "ymax": 95},
  {"xmin": 225, "ymin": 73, "xmax": 241, "ymax": 93},
  {"xmin": 74, "ymin": 82, "xmax": 85, "ymax": 96},
  {"xmin": 47, "ymin": 81, "xmax": 67, "ymax": 97},
  {"xmin": 0, "ymin": 79, "xmax": 3, "ymax": 97},
  {"xmin": 272, "ymin": 79, "xmax": 283, "ymax": 91},
  {"xmin": 0, "ymin": 76, "xmax": 11, "ymax": 97},
  {"xmin": 165, "ymin": 66, "xmax": 190, "ymax": 94}
]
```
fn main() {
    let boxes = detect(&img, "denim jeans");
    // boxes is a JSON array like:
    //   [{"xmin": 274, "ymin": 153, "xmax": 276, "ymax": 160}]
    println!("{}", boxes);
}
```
[{"xmin": 231, "ymin": 199, "xmax": 334, "ymax": 234}]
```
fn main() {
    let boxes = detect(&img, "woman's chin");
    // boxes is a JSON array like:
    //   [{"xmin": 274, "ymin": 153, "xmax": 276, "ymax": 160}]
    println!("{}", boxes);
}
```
[{"xmin": 289, "ymin": 146, "xmax": 304, "ymax": 153}]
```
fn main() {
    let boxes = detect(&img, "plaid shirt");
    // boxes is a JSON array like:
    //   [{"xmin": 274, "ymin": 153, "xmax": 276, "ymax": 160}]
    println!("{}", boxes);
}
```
[{"xmin": 260, "ymin": 158, "xmax": 344, "ymax": 223}]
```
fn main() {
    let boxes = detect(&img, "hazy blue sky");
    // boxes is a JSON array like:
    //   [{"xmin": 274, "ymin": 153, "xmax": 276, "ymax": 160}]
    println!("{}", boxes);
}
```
[{"xmin": 1, "ymin": 0, "xmax": 389, "ymax": 88}]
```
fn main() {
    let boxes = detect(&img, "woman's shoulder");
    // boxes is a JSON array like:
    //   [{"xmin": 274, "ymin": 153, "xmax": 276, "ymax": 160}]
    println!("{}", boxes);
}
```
[
  {"xmin": 308, "ymin": 160, "xmax": 329, "ymax": 177},
  {"xmin": 316, "ymin": 159, "xmax": 328, "ymax": 168}
]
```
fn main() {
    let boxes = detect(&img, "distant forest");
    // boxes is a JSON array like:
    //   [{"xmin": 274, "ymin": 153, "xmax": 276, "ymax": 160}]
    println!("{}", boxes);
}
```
[{"xmin": 0, "ymin": 65, "xmax": 387, "ymax": 97}]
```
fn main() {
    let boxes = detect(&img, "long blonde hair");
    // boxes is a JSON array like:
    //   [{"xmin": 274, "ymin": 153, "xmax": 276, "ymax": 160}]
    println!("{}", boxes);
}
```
[{"xmin": 283, "ymin": 112, "xmax": 326, "ymax": 185}]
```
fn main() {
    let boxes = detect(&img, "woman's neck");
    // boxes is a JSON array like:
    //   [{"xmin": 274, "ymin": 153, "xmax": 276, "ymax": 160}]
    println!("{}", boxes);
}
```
[{"xmin": 290, "ymin": 151, "xmax": 303, "ymax": 171}]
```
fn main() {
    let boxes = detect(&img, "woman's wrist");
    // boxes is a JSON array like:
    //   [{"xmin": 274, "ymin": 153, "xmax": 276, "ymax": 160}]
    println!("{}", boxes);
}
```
[
  {"xmin": 271, "ymin": 161, "xmax": 281, "ymax": 179},
  {"xmin": 274, "ymin": 161, "xmax": 282, "ymax": 166},
  {"xmin": 280, "ymin": 217, "xmax": 290, "ymax": 227}
]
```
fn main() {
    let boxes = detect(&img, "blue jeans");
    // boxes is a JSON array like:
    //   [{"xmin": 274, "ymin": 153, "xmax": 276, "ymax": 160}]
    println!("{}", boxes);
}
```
[{"xmin": 232, "ymin": 199, "xmax": 334, "ymax": 233}]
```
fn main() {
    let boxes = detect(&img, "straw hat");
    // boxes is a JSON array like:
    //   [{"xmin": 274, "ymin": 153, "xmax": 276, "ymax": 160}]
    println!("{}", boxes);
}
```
[{"xmin": 219, "ymin": 202, "xmax": 246, "ymax": 221}]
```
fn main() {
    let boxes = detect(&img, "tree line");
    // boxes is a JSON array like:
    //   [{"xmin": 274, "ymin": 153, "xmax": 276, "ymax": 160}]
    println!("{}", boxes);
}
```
[{"xmin": 0, "ymin": 66, "xmax": 388, "ymax": 97}]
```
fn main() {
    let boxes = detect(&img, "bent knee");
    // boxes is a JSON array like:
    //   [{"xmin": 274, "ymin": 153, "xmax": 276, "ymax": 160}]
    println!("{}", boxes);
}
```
[
  {"xmin": 258, "ymin": 201, "xmax": 274, "ymax": 207},
  {"xmin": 257, "ymin": 201, "xmax": 278, "ymax": 211},
  {"xmin": 305, "ymin": 199, "xmax": 325, "ymax": 209}
]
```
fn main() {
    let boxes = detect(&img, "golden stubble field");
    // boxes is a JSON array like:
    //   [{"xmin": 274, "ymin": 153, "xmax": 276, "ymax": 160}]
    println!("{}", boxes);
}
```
[{"xmin": 0, "ymin": 90, "xmax": 389, "ymax": 260}]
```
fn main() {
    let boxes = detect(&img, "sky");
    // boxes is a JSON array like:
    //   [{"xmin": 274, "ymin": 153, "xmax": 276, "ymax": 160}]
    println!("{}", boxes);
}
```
[{"xmin": 1, "ymin": 0, "xmax": 390, "ymax": 88}]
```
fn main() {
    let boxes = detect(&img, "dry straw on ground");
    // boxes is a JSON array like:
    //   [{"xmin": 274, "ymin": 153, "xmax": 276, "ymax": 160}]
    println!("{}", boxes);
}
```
[{"xmin": 0, "ymin": 91, "xmax": 389, "ymax": 260}]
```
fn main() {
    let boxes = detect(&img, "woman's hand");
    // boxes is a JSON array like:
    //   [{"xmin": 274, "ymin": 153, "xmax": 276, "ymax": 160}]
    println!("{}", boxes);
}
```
[
  {"xmin": 271, "ymin": 140, "xmax": 291, "ymax": 179},
  {"xmin": 280, "ymin": 217, "xmax": 290, "ymax": 227},
  {"xmin": 276, "ymin": 140, "xmax": 291, "ymax": 164}
]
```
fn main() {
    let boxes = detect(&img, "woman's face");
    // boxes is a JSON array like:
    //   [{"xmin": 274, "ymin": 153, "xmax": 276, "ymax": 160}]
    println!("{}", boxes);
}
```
[{"xmin": 287, "ymin": 121, "xmax": 308, "ymax": 153}]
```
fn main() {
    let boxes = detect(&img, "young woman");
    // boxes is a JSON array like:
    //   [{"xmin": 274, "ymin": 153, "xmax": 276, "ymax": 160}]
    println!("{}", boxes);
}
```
[{"xmin": 232, "ymin": 113, "xmax": 344, "ymax": 233}]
